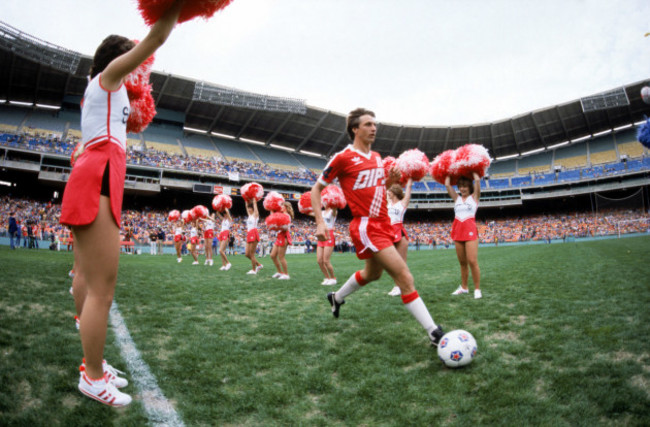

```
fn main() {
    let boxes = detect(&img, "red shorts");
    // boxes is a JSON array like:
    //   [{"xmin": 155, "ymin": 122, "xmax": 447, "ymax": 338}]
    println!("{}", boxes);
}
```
[
  {"xmin": 317, "ymin": 229, "xmax": 335, "ymax": 247},
  {"xmin": 451, "ymin": 218, "xmax": 478, "ymax": 242},
  {"xmin": 190, "ymin": 236, "xmax": 199, "ymax": 245},
  {"xmin": 349, "ymin": 216, "xmax": 395, "ymax": 260},
  {"xmin": 204, "ymin": 230, "xmax": 214, "ymax": 239},
  {"xmin": 174, "ymin": 234, "xmax": 183, "ymax": 243},
  {"xmin": 218, "ymin": 230, "xmax": 230, "ymax": 241},
  {"xmin": 391, "ymin": 223, "xmax": 408, "ymax": 243},
  {"xmin": 60, "ymin": 142, "xmax": 126, "ymax": 227},
  {"xmin": 246, "ymin": 228, "xmax": 260, "ymax": 243},
  {"xmin": 275, "ymin": 230, "xmax": 292, "ymax": 247}
]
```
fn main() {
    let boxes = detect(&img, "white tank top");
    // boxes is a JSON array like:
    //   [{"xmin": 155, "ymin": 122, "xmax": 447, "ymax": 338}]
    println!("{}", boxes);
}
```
[
  {"xmin": 246, "ymin": 215, "xmax": 258, "ymax": 231},
  {"xmin": 190, "ymin": 227, "xmax": 198, "ymax": 238},
  {"xmin": 387, "ymin": 201, "xmax": 406, "ymax": 225},
  {"xmin": 220, "ymin": 219, "xmax": 231, "ymax": 232},
  {"xmin": 174, "ymin": 227, "xmax": 183, "ymax": 237},
  {"xmin": 323, "ymin": 209, "xmax": 336, "ymax": 230},
  {"xmin": 81, "ymin": 74, "xmax": 129, "ymax": 151},
  {"xmin": 454, "ymin": 196, "xmax": 478, "ymax": 221},
  {"xmin": 204, "ymin": 220, "xmax": 214, "ymax": 231}
]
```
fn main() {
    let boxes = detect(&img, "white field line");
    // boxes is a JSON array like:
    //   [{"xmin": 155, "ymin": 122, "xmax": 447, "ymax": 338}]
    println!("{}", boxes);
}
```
[{"xmin": 110, "ymin": 302, "xmax": 185, "ymax": 427}]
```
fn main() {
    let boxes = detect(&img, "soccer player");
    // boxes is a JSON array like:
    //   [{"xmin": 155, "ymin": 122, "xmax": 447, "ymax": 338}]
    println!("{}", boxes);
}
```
[
  {"xmin": 311, "ymin": 108, "xmax": 444, "ymax": 346},
  {"xmin": 445, "ymin": 173, "xmax": 482, "ymax": 299},
  {"xmin": 386, "ymin": 177, "xmax": 413, "ymax": 296},
  {"xmin": 59, "ymin": 1, "xmax": 184, "ymax": 407}
]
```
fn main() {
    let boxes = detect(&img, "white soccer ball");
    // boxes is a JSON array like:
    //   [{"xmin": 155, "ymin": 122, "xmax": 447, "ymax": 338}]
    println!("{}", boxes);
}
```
[
  {"xmin": 641, "ymin": 86, "xmax": 650, "ymax": 105},
  {"xmin": 437, "ymin": 329, "xmax": 477, "ymax": 368}
]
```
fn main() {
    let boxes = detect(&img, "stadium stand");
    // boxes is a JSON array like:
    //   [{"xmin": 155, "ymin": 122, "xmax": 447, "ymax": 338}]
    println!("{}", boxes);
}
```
[
  {"xmin": 0, "ymin": 105, "xmax": 26, "ymax": 133},
  {"xmin": 212, "ymin": 137, "xmax": 260, "ymax": 163},
  {"xmin": 143, "ymin": 123, "xmax": 185, "ymax": 155},
  {"xmin": 518, "ymin": 151, "xmax": 553, "ymax": 175},
  {"xmin": 554, "ymin": 142, "xmax": 587, "ymax": 170},
  {"xmin": 589, "ymin": 134, "xmax": 617, "ymax": 165},
  {"xmin": 181, "ymin": 133, "xmax": 222, "ymax": 159},
  {"xmin": 488, "ymin": 159, "xmax": 516, "ymax": 177}
]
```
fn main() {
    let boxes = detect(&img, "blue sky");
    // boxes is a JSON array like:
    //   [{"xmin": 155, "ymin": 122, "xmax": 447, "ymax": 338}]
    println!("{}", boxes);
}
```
[{"xmin": 4, "ymin": 0, "xmax": 650, "ymax": 126}]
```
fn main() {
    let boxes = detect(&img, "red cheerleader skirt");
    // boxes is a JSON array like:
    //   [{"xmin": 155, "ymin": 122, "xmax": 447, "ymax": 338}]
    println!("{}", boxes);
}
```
[
  {"xmin": 60, "ymin": 142, "xmax": 126, "ymax": 227},
  {"xmin": 451, "ymin": 218, "xmax": 478, "ymax": 242},
  {"xmin": 246, "ymin": 228, "xmax": 260, "ymax": 243},
  {"xmin": 391, "ymin": 222, "xmax": 409, "ymax": 243}
]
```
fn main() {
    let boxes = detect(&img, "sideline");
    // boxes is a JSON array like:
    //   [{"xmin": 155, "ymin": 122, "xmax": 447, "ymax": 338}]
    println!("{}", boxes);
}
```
[{"xmin": 110, "ymin": 302, "xmax": 185, "ymax": 427}]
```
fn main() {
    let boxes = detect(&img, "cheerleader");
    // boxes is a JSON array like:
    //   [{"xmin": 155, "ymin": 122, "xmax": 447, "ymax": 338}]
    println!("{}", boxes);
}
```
[
  {"xmin": 216, "ymin": 208, "xmax": 233, "ymax": 270},
  {"xmin": 58, "ymin": 1, "xmax": 183, "ymax": 407},
  {"xmin": 445, "ymin": 172, "xmax": 482, "ymax": 299},
  {"xmin": 173, "ymin": 221, "xmax": 185, "ymax": 263},
  {"xmin": 188, "ymin": 220, "xmax": 200, "ymax": 265},
  {"xmin": 271, "ymin": 202, "xmax": 293, "ymax": 280},
  {"xmin": 200, "ymin": 214, "xmax": 216, "ymax": 266},
  {"xmin": 386, "ymin": 178, "xmax": 413, "ymax": 296},
  {"xmin": 244, "ymin": 200, "xmax": 263, "ymax": 274},
  {"xmin": 315, "ymin": 207, "xmax": 337, "ymax": 285}
]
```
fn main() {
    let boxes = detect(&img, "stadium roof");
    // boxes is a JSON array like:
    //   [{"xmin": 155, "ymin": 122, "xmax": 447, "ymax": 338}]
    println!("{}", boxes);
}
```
[{"xmin": 1, "ymin": 20, "xmax": 649, "ymax": 161}]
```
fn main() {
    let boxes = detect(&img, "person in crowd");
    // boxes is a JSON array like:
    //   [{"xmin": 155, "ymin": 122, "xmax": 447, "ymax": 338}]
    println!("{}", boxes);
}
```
[{"xmin": 8, "ymin": 211, "xmax": 18, "ymax": 249}]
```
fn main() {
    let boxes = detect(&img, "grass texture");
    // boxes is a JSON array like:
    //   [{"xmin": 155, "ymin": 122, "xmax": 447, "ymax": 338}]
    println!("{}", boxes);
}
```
[{"xmin": 1, "ymin": 236, "xmax": 649, "ymax": 426}]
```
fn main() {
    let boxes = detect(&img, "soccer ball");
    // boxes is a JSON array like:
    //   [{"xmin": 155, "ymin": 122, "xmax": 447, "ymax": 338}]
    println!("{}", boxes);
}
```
[
  {"xmin": 641, "ymin": 86, "xmax": 650, "ymax": 105},
  {"xmin": 437, "ymin": 329, "xmax": 477, "ymax": 368}
]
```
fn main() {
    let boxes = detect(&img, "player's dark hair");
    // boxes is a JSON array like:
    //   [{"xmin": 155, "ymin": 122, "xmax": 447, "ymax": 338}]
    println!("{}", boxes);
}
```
[
  {"xmin": 388, "ymin": 184, "xmax": 404, "ymax": 200},
  {"xmin": 456, "ymin": 176, "xmax": 474, "ymax": 194},
  {"xmin": 346, "ymin": 108, "xmax": 375, "ymax": 141},
  {"xmin": 89, "ymin": 35, "xmax": 135, "ymax": 79}
]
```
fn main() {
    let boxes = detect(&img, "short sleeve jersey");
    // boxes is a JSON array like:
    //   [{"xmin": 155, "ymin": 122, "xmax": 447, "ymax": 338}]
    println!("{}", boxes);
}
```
[{"xmin": 319, "ymin": 145, "xmax": 388, "ymax": 219}]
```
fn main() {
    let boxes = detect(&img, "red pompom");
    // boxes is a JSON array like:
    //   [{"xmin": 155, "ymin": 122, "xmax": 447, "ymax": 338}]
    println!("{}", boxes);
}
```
[
  {"xmin": 396, "ymin": 149, "xmax": 429, "ymax": 182},
  {"xmin": 298, "ymin": 192, "xmax": 313, "ymax": 215},
  {"xmin": 168, "ymin": 209, "xmax": 180, "ymax": 222},
  {"xmin": 191, "ymin": 205, "xmax": 209, "ymax": 219},
  {"xmin": 137, "ymin": 0, "xmax": 234, "ymax": 26},
  {"xmin": 430, "ymin": 150, "xmax": 456, "ymax": 185},
  {"xmin": 212, "ymin": 194, "xmax": 232, "ymax": 212},
  {"xmin": 241, "ymin": 182, "xmax": 264, "ymax": 202},
  {"xmin": 450, "ymin": 144, "xmax": 492, "ymax": 179},
  {"xmin": 124, "ymin": 42, "xmax": 156, "ymax": 134},
  {"xmin": 126, "ymin": 92, "xmax": 156, "ymax": 134},
  {"xmin": 263, "ymin": 191, "xmax": 285, "ymax": 212},
  {"xmin": 265, "ymin": 212, "xmax": 291, "ymax": 231},
  {"xmin": 321, "ymin": 185, "xmax": 346, "ymax": 210},
  {"xmin": 382, "ymin": 156, "xmax": 399, "ymax": 181},
  {"xmin": 181, "ymin": 209, "xmax": 194, "ymax": 224}
]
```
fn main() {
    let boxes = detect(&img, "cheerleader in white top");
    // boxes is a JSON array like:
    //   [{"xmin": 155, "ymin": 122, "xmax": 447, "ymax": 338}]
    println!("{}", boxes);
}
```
[
  {"xmin": 57, "ymin": 1, "xmax": 183, "ymax": 407},
  {"xmin": 173, "ymin": 222, "xmax": 185, "ymax": 263},
  {"xmin": 386, "ymin": 178, "xmax": 413, "ymax": 296},
  {"xmin": 316, "ymin": 207, "xmax": 338, "ymax": 285},
  {"xmin": 445, "ymin": 172, "xmax": 482, "ymax": 299},
  {"xmin": 200, "ymin": 214, "xmax": 216, "ymax": 266},
  {"xmin": 244, "ymin": 200, "xmax": 263, "ymax": 274},
  {"xmin": 216, "ymin": 208, "xmax": 233, "ymax": 271},
  {"xmin": 189, "ymin": 221, "xmax": 200, "ymax": 265}
]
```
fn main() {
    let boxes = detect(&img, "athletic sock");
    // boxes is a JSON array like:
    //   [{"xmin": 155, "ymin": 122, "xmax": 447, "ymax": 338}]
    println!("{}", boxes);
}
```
[
  {"xmin": 401, "ymin": 291, "xmax": 437, "ymax": 333},
  {"xmin": 334, "ymin": 270, "xmax": 367, "ymax": 303}
]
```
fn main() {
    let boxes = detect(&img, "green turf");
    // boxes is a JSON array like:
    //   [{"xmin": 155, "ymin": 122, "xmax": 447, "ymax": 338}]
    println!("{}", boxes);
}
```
[{"xmin": 1, "ymin": 237, "xmax": 649, "ymax": 425}]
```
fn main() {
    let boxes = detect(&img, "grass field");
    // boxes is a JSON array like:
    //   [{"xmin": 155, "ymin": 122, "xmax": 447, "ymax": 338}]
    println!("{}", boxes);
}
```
[{"xmin": 1, "ymin": 236, "xmax": 650, "ymax": 426}]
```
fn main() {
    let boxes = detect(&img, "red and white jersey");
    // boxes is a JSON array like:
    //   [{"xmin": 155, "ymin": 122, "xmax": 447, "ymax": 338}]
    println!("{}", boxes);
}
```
[
  {"xmin": 387, "ymin": 201, "xmax": 406, "ymax": 225},
  {"xmin": 81, "ymin": 74, "xmax": 130, "ymax": 151},
  {"xmin": 246, "ymin": 215, "xmax": 258, "ymax": 231},
  {"xmin": 319, "ymin": 145, "xmax": 387, "ymax": 219},
  {"xmin": 454, "ymin": 196, "xmax": 478, "ymax": 222},
  {"xmin": 220, "ymin": 218, "xmax": 231, "ymax": 232}
]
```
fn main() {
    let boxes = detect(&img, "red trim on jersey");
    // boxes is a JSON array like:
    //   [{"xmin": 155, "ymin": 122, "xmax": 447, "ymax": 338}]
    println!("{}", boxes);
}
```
[{"xmin": 401, "ymin": 290, "xmax": 419, "ymax": 304}]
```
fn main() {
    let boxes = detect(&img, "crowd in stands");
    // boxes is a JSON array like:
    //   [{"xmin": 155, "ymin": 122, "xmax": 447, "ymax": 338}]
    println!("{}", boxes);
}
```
[
  {"xmin": 0, "ymin": 131, "xmax": 318, "ymax": 185},
  {"xmin": 3, "ymin": 195, "xmax": 648, "ymax": 254}
]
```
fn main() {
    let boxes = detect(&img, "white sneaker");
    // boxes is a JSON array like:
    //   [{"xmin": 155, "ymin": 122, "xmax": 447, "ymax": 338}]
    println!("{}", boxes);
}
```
[
  {"xmin": 321, "ymin": 278, "xmax": 330, "ymax": 285},
  {"xmin": 75, "ymin": 316, "xmax": 80, "ymax": 330},
  {"xmin": 474, "ymin": 289, "xmax": 482, "ymax": 299},
  {"xmin": 329, "ymin": 278, "xmax": 337, "ymax": 285},
  {"xmin": 209, "ymin": 259, "xmax": 214, "ymax": 266},
  {"xmin": 204, "ymin": 259, "xmax": 209, "ymax": 265},
  {"xmin": 247, "ymin": 270, "xmax": 257, "ymax": 275},
  {"xmin": 177, "ymin": 257, "xmax": 182, "ymax": 263},
  {"xmin": 220, "ymin": 265, "xmax": 226, "ymax": 270},
  {"xmin": 255, "ymin": 264, "xmax": 263, "ymax": 272},
  {"xmin": 451, "ymin": 286, "xmax": 469, "ymax": 295},
  {"xmin": 272, "ymin": 272, "xmax": 282, "ymax": 278},
  {"xmin": 388, "ymin": 286, "xmax": 401, "ymax": 296},
  {"xmin": 224, "ymin": 263, "xmax": 232, "ymax": 271},
  {"xmin": 192, "ymin": 261, "xmax": 199, "ymax": 265},
  {"xmin": 69, "ymin": 286, "xmax": 74, "ymax": 295},
  {"xmin": 81, "ymin": 360, "xmax": 128, "ymax": 388},
  {"xmin": 78, "ymin": 370, "xmax": 131, "ymax": 407},
  {"xmin": 278, "ymin": 274, "xmax": 290, "ymax": 280}
]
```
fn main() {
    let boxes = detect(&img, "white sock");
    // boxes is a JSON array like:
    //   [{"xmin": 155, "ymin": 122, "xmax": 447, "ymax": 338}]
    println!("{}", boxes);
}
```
[
  {"xmin": 404, "ymin": 296, "xmax": 437, "ymax": 333},
  {"xmin": 334, "ymin": 273, "xmax": 361, "ymax": 303}
]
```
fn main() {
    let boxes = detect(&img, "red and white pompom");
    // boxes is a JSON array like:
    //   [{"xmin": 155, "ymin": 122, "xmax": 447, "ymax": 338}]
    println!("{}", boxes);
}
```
[
  {"xmin": 321, "ymin": 185, "xmax": 347, "ymax": 210},
  {"xmin": 382, "ymin": 156, "xmax": 400, "ymax": 181},
  {"xmin": 298, "ymin": 191, "xmax": 313, "ymax": 215},
  {"xmin": 396, "ymin": 149, "xmax": 430, "ymax": 182},
  {"xmin": 168, "ymin": 209, "xmax": 180, "ymax": 222},
  {"xmin": 241, "ymin": 182, "xmax": 264, "ymax": 202},
  {"xmin": 181, "ymin": 209, "xmax": 194, "ymax": 224},
  {"xmin": 265, "ymin": 212, "xmax": 291, "ymax": 232},
  {"xmin": 450, "ymin": 144, "xmax": 492, "ymax": 180},
  {"xmin": 191, "ymin": 205, "xmax": 209, "ymax": 219},
  {"xmin": 263, "ymin": 191, "xmax": 285, "ymax": 212},
  {"xmin": 430, "ymin": 149, "xmax": 456, "ymax": 185},
  {"xmin": 124, "ymin": 42, "xmax": 156, "ymax": 134},
  {"xmin": 137, "ymin": 0, "xmax": 234, "ymax": 26},
  {"xmin": 212, "ymin": 194, "xmax": 232, "ymax": 212}
]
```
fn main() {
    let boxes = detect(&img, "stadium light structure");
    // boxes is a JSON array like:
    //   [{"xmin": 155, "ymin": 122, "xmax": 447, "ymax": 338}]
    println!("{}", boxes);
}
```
[
  {"xmin": 0, "ymin": 20, "xmax": 81, "ymax": 75},
  {"xmin": 580, "ymin": 87, "xmax": 629, "ymax": 112},
  {"xmin": 193, "ymin": 81, "xmax": 307, "ymax": 114}
]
